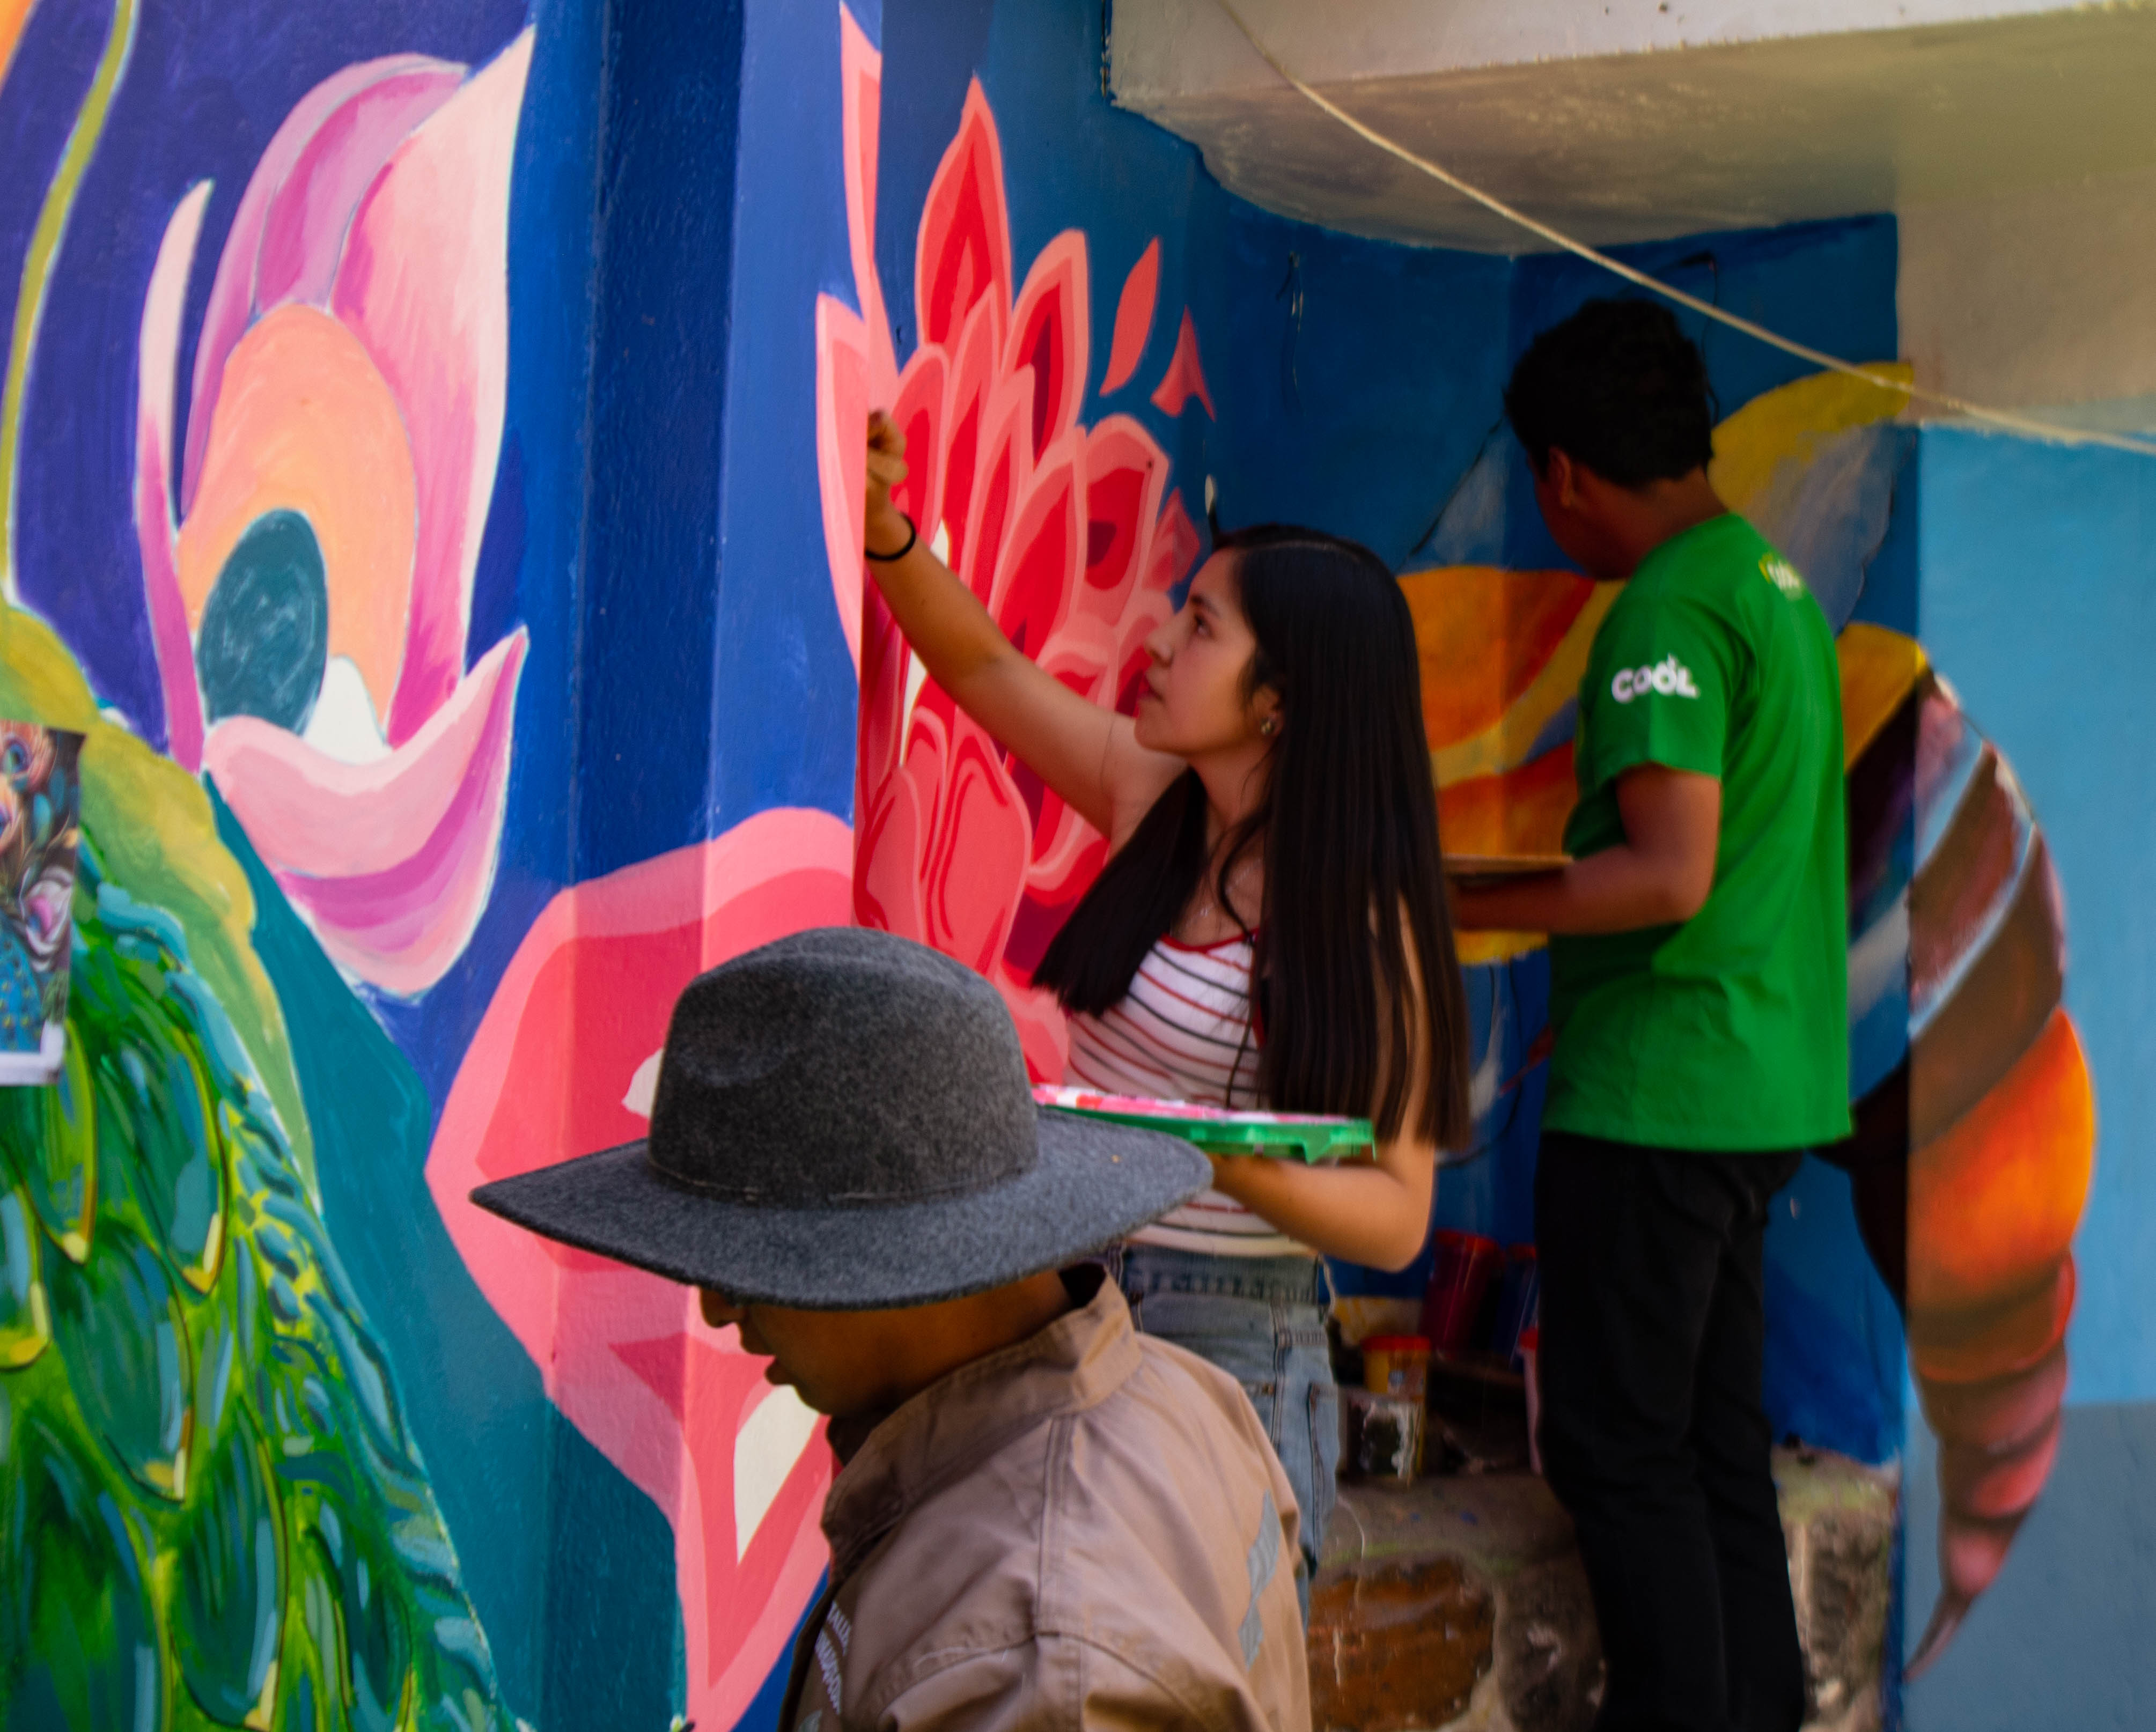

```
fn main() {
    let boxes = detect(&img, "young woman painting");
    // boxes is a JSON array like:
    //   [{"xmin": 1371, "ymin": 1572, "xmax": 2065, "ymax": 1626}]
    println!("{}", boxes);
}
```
[{"xmin": 861, "ymin": 413, "xmax": 1473, "ymax": 1570}]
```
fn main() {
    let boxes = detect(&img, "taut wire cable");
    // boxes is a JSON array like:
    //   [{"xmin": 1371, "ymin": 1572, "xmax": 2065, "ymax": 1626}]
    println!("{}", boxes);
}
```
[{"xmin": 1208, "ymin": 0, "xmax": 2156, "ymax": 459}]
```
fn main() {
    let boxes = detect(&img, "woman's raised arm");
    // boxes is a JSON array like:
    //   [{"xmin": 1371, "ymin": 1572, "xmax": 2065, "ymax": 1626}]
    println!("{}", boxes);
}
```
[{"xmin": 865, "ymin": 412, "xmax": 1182, "ymax": 842}]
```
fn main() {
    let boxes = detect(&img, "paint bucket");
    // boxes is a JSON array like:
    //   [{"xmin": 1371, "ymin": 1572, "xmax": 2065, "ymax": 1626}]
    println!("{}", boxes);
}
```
[
  {"xmin": 1422, "ymin": 1230, "xmax": 1503, "ymax": 1355},
  {"xmin": 1362, "ymin": 1335, "xmax": 1431, "ymax": 1402},
  {"xmin": 1344, "ymin": 1388, "xmax": 1424, "ymax": 1483}
]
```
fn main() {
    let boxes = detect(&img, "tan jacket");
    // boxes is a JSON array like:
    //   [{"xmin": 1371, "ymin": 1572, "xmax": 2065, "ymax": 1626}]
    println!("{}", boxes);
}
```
[{"xmin": 778, "ymin": 1272, "xmax": 1312, "ymax": 1731}]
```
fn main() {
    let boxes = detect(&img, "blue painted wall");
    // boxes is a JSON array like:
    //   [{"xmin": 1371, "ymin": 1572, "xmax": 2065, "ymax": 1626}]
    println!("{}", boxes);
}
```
[{"xmin": 1904, "ymin": 427, "xmax": 2156, "ymax": 1730}]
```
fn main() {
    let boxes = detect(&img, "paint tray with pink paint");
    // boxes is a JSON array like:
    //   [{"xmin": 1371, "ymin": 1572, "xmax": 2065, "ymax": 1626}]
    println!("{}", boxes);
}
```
[{"xmin": 1031, "ymin": 1084, "xmax": 1373, "ymax": 1162}]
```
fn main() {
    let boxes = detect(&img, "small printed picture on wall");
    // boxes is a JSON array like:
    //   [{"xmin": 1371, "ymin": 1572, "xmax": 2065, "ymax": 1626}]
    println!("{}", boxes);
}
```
[{"xmin": 0, "ymin": 721, "xmax": 82, "ymax": 1084}]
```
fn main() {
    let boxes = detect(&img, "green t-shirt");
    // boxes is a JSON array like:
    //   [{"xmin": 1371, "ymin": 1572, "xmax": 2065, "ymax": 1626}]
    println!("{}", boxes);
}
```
[{"xmin": 1544, "ymin": 513, "xmax": 1851, "ymax": 1151}]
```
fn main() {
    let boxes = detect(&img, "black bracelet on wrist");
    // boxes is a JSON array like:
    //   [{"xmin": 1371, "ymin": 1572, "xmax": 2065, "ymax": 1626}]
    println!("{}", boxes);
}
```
[{"xmin": 864, "ymin": 514, "xmax": 918, "ymax": 562}]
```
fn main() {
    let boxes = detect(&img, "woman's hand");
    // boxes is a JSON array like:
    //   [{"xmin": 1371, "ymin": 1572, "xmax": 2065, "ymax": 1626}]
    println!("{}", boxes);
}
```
[{"xmin": 865, "ymin": 410, "xmax": 913, "ymax": 556}]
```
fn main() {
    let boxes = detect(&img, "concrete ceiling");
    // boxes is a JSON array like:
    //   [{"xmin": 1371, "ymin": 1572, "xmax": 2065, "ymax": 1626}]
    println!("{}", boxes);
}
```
[{"xmin": 1109, "ymin": 0, "xmax": 2156, "ymax": 252}]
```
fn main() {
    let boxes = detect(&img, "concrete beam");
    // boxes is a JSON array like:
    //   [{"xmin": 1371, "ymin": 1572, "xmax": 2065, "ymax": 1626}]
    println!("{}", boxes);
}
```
[{"xmin": 1111, "ymin": 1, "xmax": 2156, "ymax": 252}]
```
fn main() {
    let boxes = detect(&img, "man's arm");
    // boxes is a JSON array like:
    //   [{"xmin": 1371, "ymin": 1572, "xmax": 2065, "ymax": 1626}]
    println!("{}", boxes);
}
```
[{"xmin": 1453, "ymin": 764, "xmax": 1720, "ymax": 935}]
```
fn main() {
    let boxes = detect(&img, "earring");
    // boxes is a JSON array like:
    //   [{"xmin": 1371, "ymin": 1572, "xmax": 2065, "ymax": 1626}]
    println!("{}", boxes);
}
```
[{"xmin": 1260, "ymin": 717, "xmax": 1277, "ymax": 737}]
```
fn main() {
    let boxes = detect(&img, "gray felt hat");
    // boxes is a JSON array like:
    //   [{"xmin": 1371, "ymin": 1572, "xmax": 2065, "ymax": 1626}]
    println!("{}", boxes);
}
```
[{"xmin": 469, "ymin": 926, "xmax": 1210, "ymax": 1309}]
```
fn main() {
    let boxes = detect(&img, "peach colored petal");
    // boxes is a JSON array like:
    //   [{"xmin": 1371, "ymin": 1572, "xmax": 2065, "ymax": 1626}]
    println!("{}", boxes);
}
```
[
  {"xmin": 175, "ymin": 304, "xmax": 420, "ymax": 723},
  {"xmin": 1005, "ymin": 231, "xmax": 1090, "ymax": 465},
  {"xmin": 0, "ymin": 0, "xmax": 36, "ymax": 91},
  {"xmin": 204, "ymin": 630, "xmax": 526, "ymax": 995},
  {"xmin": 1101, "ymin": 239, "xmax": 1160, "ymax": 396},
  {"xmin": 182, "ymin": 54, "xmax": 448, "ymax": 515},
  {"xmin": 254, "ymin": 63, "xmax": 465, "ymax": 310},
  {"xmin": 425, "ymin": 809, "xmax": 853, "ymax": 1729},
  {"xmin": 837, "ymin": 5, "xmax": 892, "ymax": 377},
  {"xmin": 136, "ymin": 182, "xmax": 212, "ymax": 770},
  {"xmin": 915, "ymin": 78, "xmax": 1012, "ymax": 354},
  {"xmin": 1150, "ymin": 307, "xmax": 1215, "ymax": 419},
  {"xmin": 815, "ymin": 295, "xmax": 873, "ymax": 674},
  {"xmin": 332, "ymin": 28, "xmax": 532, "ymax": 746}
]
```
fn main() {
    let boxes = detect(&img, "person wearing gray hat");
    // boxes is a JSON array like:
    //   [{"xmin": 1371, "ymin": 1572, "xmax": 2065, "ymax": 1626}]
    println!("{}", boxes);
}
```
[{"xmin": 473, "ymin": 926, "xmax": 1312, "ymax": 1731}]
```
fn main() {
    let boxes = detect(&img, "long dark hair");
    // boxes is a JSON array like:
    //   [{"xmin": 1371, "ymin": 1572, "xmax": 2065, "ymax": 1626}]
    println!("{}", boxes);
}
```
[{"xmin": 1034, "ymin": 525, "xmax": 1472, "ymax": 1148}]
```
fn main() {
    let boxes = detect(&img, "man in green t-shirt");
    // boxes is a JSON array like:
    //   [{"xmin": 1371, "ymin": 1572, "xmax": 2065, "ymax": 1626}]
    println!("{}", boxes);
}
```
[{"xmin": 1454, "ymin": 299, "xmax": 1848, "ymax": 1732}]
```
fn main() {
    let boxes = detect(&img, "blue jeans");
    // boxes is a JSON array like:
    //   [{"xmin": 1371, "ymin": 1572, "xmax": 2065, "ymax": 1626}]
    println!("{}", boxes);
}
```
[{"xmin": 1110, "ymin": 1244, "xmax": 1338, "ymax": 1601}]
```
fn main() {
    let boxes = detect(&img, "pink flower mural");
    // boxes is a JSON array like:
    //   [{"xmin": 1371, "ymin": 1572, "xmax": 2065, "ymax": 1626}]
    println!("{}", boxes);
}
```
[
  {"xmin": 815, "ymin": 8, "xmax": 1205, "ymax": 1081},
  {"xmin": 427, "ymin": 807, "xmax": 856, "ymax": 1731},
  {"xmin": 133, "ymin": 33, "xmax": 534, "ymax": 996}
]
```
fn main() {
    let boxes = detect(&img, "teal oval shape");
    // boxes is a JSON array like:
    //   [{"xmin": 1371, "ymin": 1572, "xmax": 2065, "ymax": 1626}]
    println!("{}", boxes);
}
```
[{"xmin": 196, "ymin": 510, "xmax": 330, "ymax": 733}]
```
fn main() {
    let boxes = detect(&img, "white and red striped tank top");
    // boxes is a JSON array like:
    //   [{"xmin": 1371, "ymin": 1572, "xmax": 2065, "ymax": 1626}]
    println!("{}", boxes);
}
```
[{"xmin": 1064, "ymin": 933, "xmax": 1311, "ymax": 1258}]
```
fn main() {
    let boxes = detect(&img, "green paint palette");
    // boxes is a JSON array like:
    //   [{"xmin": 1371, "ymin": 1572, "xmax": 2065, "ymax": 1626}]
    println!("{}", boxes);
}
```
[{"xmin": 1032, "ymin": 1085, "xmax": 1373, "ymax": 1162}]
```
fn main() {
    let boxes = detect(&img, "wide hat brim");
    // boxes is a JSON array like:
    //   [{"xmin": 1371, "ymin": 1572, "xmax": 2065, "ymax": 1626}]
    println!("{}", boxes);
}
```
[{"xmin": 469, "ymin": 1105, "xmax": 1211, "ymax": 1310}]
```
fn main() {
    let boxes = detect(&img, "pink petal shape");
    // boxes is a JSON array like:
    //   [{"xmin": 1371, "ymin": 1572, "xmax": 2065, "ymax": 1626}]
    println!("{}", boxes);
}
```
[
  {"xmin": 1011, "ymin": 642, "xmax": 1112, "ymax": 914},
  {"xmin": 1150, "ymin": 307, "xmax": 1215, "ymax": 420},
  {"xmin": 136, "ymin": 182, "xmax": 213, "ymax": 771},
  {"xmin": 921, "ymin": 712, "xmax": 1032, "ymax": 975},
  {"xmin": 815, "ymin": 295, "xmax": 874, "ymax": 674},
  {"xmin": 914, "ymin": 79, "xmax": 1012, "ymax": 355},
  {"xmin": 960, "ymin": 375, "xmax": 1036, "ymax": 606},
  {"xmin": 853, "ymin": 766, "xmax": 930, "ymax": 941},
  {"xmin": 936, "ymin": 297, "xmax": 1002, "ymax": 580},
  {"xmin": 837, "ymin": 5, "xmax": 893, "ymax": 379},
  {"xmin": 203, "ymin": 630, "xmax": 527, "ymax": 996},
  {"xmin": 426, "ymin": 809, "xmax": 855, "ymax": 1730},
  {"xmin": 1075, "ymin": 415, "xmax": 1169, "ymax": 629},
  {"xmin": 994, "ymin": 957, "xmax": 1072, "ymax": 1086},
  {"xmin": 1145, "ymin": 488, "xmax": 1203, "ymax": 598},
  {"xmin": 332, "ymin": 28, "xmax": 533, "ymax": 746},
  {"xmin": 181, "ymin": 54, "xmax": 450, "ymax": 516},
  {"xmin": 886, "ymin": 345, "xmax": 950, "ymax": 558},
  {"xmin": 989, "ymin": 428, "xmax": 1084, "ymax": 668},
  {"xmin": 901, "ymin": 703, "xmax": 952, "ymax": 860},
  {"xmin": 1005, "ymin": 231, "xmax": 1089, "ymax": 465},
  {"xmin": 255, "ymin": 63, "xmax": 465, "ymax": 311},
  {"xmin": 1100, "ymin": 238, "xmax": 1160, "ymax": 396}
]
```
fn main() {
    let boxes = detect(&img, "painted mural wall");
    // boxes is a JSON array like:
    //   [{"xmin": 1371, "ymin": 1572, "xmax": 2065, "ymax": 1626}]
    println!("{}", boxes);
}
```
[
  {"xmin": 0, "ymin": 0, "xmax": 2138, "ymax": 1729},
  {"xmin": 0, "ymin": 0, "xmax": 846, "ymax": 1726}
]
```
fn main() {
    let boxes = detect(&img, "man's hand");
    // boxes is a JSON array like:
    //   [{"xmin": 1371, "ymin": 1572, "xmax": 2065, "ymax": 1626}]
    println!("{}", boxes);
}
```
[{"xmin": 1452, "ymin": 764, "xmax": 1720, "ymax": 935}]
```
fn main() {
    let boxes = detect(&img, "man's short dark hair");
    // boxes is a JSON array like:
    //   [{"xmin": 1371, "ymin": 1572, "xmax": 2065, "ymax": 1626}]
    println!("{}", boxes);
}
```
[{"xmin": 1504, "ymin": 298, "xmax": 1716, "ymax": 488}]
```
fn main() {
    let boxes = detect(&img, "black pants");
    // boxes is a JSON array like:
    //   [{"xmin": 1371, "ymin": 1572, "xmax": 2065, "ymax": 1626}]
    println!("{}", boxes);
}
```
[{"xmin": 1535, "ymin": 1131, "xmax": 1808, "ymax": 1732}]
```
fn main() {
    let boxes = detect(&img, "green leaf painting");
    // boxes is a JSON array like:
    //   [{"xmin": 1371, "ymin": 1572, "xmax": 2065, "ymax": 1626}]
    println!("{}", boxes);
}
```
[{"xmin": 0, "ymin": 839, "xmax": 510, "ymax": 1729}]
